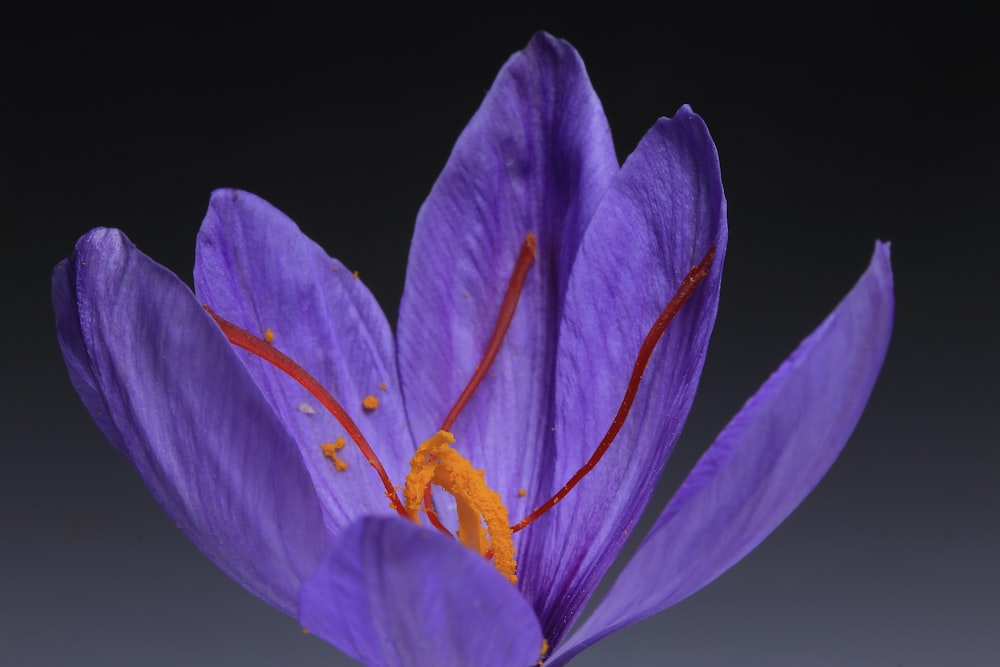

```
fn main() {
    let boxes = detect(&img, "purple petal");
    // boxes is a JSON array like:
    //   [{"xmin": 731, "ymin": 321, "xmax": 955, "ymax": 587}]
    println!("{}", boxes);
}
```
[
  {"xmin": 52, "ymin": 228, "xmax": 329, "ymax": 616},
  {"xmin": 299, "ymin": 517, "xmax": 544, "ymax": 667},
  {"xmin": 550, "ymin": 243, "xmax": 894, "ymax": 665},
  {"xmin": 519, "ymin": 107, "xmax": 727, "ymax": 642},
  {"xmin": 194, "ymin": 189, "xmax": 413, "ymax": 532},
  {"xmin": 396, "ymin": 33, "xmax": 619, "ymax": 525}
]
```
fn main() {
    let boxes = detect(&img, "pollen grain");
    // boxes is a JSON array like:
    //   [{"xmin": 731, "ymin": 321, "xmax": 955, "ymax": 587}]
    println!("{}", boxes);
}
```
[{"xmin": 321, "ymin": 437, "xmax": 348, "ymax": 472}]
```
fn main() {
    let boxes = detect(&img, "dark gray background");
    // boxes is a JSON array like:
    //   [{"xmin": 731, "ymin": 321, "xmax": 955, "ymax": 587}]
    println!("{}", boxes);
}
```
[{"xmin": 3, "ymin": 6, "xmax": 997, "ymax": 666}]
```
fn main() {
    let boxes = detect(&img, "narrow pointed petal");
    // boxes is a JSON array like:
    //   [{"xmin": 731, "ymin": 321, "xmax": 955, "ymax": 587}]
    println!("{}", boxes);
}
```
[
  {"xmin": 52, "ymin": 229, "xmax": 329, "ymax": 616},
  {"xmin": 550, "ymin": 243, "xmax": 894, "ymax": 665},
  {"xmin": 396, "ymin": 32, "xmax": 619, "ymax": 518},
  {"xmin": 519, "ymin": 107, "xmax": 727, "ymax": 642},
  {"xmin": 195, "ymin": 189, "xmax": 413, "ymax": 531},
  {"xmin": 299, "ymin": 517, "xmax": 544, "ymax": 667}
]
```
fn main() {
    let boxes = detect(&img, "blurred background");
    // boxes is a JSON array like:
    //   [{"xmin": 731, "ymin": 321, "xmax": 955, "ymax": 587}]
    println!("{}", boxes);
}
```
[{"xmin": 2, "ymin": 5, "xmax": 997, "ymax": 666}]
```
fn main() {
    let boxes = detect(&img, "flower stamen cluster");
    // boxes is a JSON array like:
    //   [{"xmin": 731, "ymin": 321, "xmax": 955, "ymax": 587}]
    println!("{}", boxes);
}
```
[
  {"xmin": 205, "ymin": 234, "xmax": 715, "ymax": 583},
  {"xmin": 403, "ymin": 430, "xmax": 517, "ymax": 583}
]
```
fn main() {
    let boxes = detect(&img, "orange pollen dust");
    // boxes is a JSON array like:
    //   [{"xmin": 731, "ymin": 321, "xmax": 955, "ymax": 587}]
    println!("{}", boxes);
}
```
[
  {"xmin": 321, "ymin": 437, "xmax": 348, "ymax": 472},
  {"xmin": 204, "ymin": 232, "xmax": 715, "ymax": 586}
]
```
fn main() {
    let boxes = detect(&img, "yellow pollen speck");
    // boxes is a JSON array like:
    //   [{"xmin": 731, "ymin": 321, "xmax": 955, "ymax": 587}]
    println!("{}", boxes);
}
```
[
  {"xmin": 379, "ymin": 381, "xmax": 388, "ymax": 391},
  {"xmin": 301, "ymin": 627, "xmax": 310, "ymax": 635},
  {"xmin": 538, "ymin": 637, "xmax": 549, "ymax": 664},
  {"xmin": 263, "ymin": 327, "xmax": 275, "ymax": 343},
  {"xmin": 332, "ymin": 264, "xmax": 339, "ymax": 271},
  {"xmin": 362, "ymin": 395, "xmax": 379, "ymax": 410},
  {"xmin": 321, "ymin": 437, "xmax": 348, "ymax": 472},
  {"xmin": 352, "ymin": 270, "xmax": 359, "ymax": 279},
  {"xmin": 518, "ymin": 488, "xmax": 527, "ymax": 497}
]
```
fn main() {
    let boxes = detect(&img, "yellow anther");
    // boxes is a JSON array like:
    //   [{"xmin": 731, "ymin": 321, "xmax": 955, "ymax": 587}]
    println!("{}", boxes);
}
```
[
  {"xmin": 321, "ymin": 437, "xmax": 348, "ymax": 472},
  {"xmin": 403, "ymin": 431, "xmax": 517, "ymax": 584},
  {"xmin": 263, "ymin": 327, "xmax": 275, "ymax": 343},
  {"xmin": 362, "ymin": 395, "xmax": 379, "ymax": 410}
]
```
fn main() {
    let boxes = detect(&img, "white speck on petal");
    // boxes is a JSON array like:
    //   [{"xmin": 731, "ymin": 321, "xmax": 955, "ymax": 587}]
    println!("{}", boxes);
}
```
[{"xmin": 298, "ymin": 402, "xmax": 316, "ymax": 415}]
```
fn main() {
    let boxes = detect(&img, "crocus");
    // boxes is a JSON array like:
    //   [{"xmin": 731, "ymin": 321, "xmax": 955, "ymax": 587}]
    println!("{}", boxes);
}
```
[{"xmin": 53, "ymin": 32, "xmax": 893, "ymax": 667}]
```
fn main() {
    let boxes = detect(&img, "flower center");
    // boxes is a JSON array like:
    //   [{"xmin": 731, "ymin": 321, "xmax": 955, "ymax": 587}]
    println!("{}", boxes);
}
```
[
  {"xmin": 404, "ymin": 430, "xmax": 516, "ymax": 583},
  {"xmin": 204, "ymin": 234, "xmax": 714, "ymax": 584}
]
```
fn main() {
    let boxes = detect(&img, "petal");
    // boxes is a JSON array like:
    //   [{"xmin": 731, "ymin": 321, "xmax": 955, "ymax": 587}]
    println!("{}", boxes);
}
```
[
  {"xmin": 194, "ymin": 189, "xmax": 413, "ymax": 532},
  {"xmin": 299, "ymin": 517, "xmax": 544, "ymax": 667},
  {"xmin": 550, "ymin": 243, "xmax": 894, "ymax": 665},
  {"xmin": 52, "ymin": 228, "xmax": 330, "ymax": 616},
  {"xmin": 396, "ymin": 33, "xmax": 619, "ymax": 521},
  {"xmin": 520, "ymin": 107, "xmax": 727, "ymax": 642}
]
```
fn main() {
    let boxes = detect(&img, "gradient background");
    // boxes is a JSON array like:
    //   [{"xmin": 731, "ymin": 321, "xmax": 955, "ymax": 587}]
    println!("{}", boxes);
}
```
[{"xmin": 3, "ymin": 7, "xmax": 997, "ymax": 666}]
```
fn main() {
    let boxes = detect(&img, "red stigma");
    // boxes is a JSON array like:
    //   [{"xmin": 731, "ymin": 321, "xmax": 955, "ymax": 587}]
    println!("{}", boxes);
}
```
[
  {"xmin": 204, "ymin": 307, "xmax": 409, "ymax": 518},
  {"xmin": 440, "ymin": 232, "xmax": 537, "ymax": 432},
  {"xmin": 420, "ymin": 232, "xmax": 538, "ymax": 533},
  {"xmin": 510, "ymin": 244, "xmax": 715, "ymax": 533}
]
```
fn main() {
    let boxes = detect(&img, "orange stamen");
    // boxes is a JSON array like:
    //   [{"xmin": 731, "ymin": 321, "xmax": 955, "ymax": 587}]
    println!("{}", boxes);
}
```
[
  {"xmin": 511, "ymin": 245, "xmax": 716, "ymax": 533},
  {"xmin": 439, "ymin": 232, "xmax": 537, "ymax": 432},
  {"xmin": 404, "ymin": 431, "xmax": 517, "ymax": 583},
  {"xmin": 205, "ymin": 307, "xmax": 408, "ymax": 517}
]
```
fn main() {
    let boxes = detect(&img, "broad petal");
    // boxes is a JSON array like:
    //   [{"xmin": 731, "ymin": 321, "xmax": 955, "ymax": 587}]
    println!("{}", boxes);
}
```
[
  {"xmin": 52, "ymin": 229, "xmax": 329, "ymax": 616},
  {"xmin": 299, "ymin": 517, "xmax": 544, "ymax": 667},
  {"xmin": 195, "ymin": 189, "xmax": 413, "ymax": 532},
  {"xmin": 519, "ymin": 107, "xmax": 727, "ymax": 642},
  {"xmin": 550, "ymin": 243, "xmax": 894, "ymax": 665},
  {"xmin": 396, "ymin": 32, "xmax": 619, "ymax": 526}
]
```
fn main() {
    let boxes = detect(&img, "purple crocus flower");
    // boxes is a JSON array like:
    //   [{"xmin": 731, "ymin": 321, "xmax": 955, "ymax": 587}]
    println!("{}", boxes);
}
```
[{"xmin": 53, "ymin": 32, "xmax": 892, "ymax": 667}]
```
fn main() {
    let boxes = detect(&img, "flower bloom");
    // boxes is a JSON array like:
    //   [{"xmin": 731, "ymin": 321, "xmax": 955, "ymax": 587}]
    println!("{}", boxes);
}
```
[{"xmin": 53, "ymin": 33, "xmax": 893, "ymax": 667}]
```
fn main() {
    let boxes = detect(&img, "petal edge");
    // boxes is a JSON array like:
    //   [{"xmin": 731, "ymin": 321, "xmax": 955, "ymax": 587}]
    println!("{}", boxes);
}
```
[
  {"xmin": 299, "ymin": 517, "xmax": 544, "ymax": 667},
  {"xmin": 54, "ymin": 228, "xmax": 330, "ymax": 615},
  {"xmin": 551, "ymin": 242, "xmax": 893, "ymax": 665}
]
